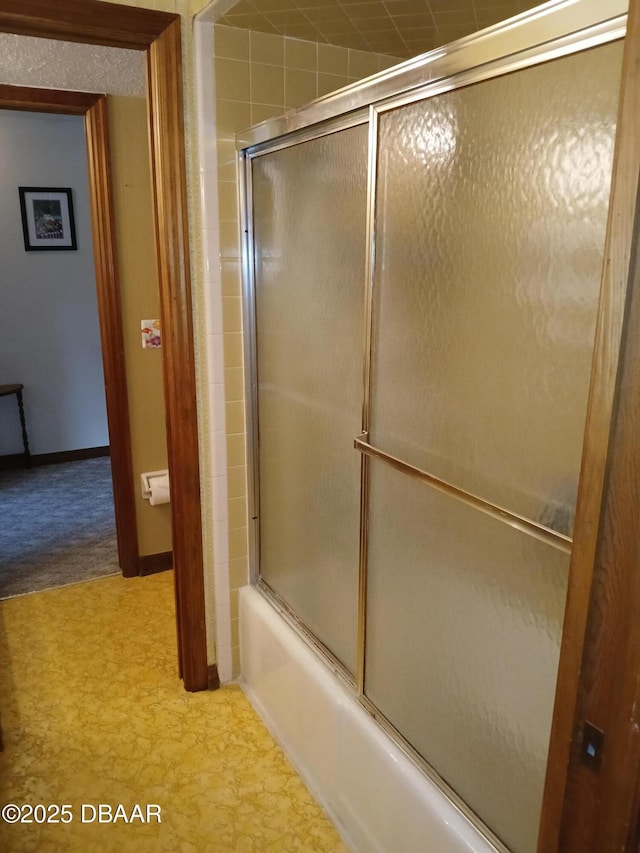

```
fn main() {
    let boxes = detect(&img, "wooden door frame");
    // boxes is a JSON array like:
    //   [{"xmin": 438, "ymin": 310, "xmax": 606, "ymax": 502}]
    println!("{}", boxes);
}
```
[
  {"xmin": 538, "ymin": 0, "xmax": 640, "ymax": 848},
  {"xmin": 0, "ymin": 0, "xmax": 208, "ymax": 692},
  {"xmin": 0, "ymin": 84, "xmax": 139, "ymax": 579}
]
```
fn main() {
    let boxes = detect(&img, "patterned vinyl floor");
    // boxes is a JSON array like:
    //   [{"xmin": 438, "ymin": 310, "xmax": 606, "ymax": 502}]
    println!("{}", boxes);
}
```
[{"xmin": 0, "ymin": 570, "xmax": 347, "ymax": 852}]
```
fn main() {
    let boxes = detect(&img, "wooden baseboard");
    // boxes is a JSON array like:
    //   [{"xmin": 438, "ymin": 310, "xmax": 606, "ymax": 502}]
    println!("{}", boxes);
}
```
[
  {"xmin": 208, "ymin": 664, "xmax": 220, "ymax": 691},
  {"xmin": 138, "ymin": 551, "xmax": 173, "ymax": 576},
  {"xmin": 0, "ymin": 446, "xmax": 110, "ymax": 469}
]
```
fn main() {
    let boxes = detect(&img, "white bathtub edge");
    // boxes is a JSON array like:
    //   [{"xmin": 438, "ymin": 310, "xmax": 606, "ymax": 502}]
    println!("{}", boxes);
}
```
[{"xmin": 239, "ymin": 585, "xmax": 499, "ymax": 853}]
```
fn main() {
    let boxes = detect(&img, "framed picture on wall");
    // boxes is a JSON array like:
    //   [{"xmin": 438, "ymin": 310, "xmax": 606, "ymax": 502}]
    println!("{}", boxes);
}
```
[{"xmin": 18, "ymin": 187, "xmax": 77, "ymax": 251}]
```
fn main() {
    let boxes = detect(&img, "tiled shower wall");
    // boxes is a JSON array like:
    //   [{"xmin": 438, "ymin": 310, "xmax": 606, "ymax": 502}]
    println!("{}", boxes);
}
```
[{"xmin": 213, "ymin": 23, "xmax": 400, "ymax": 675}]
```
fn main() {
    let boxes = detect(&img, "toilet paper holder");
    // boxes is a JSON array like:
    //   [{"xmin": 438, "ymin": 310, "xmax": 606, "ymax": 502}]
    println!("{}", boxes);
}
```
[{"xmin": 140, "ymin": 470, "xmax": 170, "ymax": 502}]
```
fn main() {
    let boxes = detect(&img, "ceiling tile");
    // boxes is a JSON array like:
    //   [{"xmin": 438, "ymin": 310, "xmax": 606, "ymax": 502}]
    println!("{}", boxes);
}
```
[
  {"xmin": 384, "ymin": 0, "xmax": 433, "ymax": 16},
  {"xmin": 263, "ymin": 8, "xmax": 311, "ymax": 24},
  {"xmin": 475, "ymin": 10, "xmax": 508, "ymax": 27},
  {"xmin": 218, "ymin": 0, "xmax": 540, "ymax": 66},
  {"xmin": 403, "ymin": 25, "xmax": 439, "ymax": 38},
  {"xmin": 475, "ymin": 4, "xmax": 527, "ymax": 24},
  {"xmin": 403, "ymin": 37, "xmax": 440, "ymax": 52},
  {"xmin": 229, "ymin": 0, "xmax": 256, "ymax": 11},
  {"xmin": 343, "ymin": 2, "xmax": 393, "ymax": 18},
  {"xmin": 247, "ymin": 0, "xmax": 298, "ymax": 11},
  {"xmin": 318, "ymin": 20, "xmax": 361, "ymax": 34},
  {"xmin": 293, "ymin": 0, "xmax": 340, "ymax": 7},
  {"xmin": 384, "ymin": 0, "xmax": 430, "ymax": 6},
  {"xmin": 361, "ymin": 17, "xmax": 403, "ymax": 31},
  {"xmin": 473, "ymin": 0, "xmax": 524, "ymax": 8},
  {"xmin": 428, "ymin": 0, "xmax": 472, "ymax": 10},
  {"xmin": 282, "ymin": 22, "xmax": 328, "ymax": 38},
  {"xmin": 432, "ymin": 10, "xmax": 477, "ymax": 24},
  {"xmin": 392, "ymin": 12, "xmax": 435, "ymax": 27},
  {"xmin": 220, "ymin": 12, "xmax": 280, "ymax": 33},
  {"xmin": 301, "ymin": 6, "xmax": 352, "ymax": 22},
  {"xmin": 243, "ymin": 1, "xmax": 262, "ymax": 10},
  {"xmin": 437, "ymin": 25, "xmax": 477, "ymax": 41},
  {"xmin": 337, "ymin": 0, "xmax": 389, "ymax": 6}
]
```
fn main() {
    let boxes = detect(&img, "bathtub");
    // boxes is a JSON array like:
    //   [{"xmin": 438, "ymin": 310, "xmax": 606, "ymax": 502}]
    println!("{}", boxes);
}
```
[{"xmin": 240, "ymin": 586, "xmax": 499, "ymax": 853}]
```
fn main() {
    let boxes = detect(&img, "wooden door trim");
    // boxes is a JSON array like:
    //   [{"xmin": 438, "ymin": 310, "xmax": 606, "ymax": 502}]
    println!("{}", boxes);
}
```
[
  {"xmin": 0, "ymin": 84, "xmax": 100, "ymax": 114},
  {"xmin": 0, "ymin": 1, "xmax": 208, "ymax": 692},
  {"xmin": 0, "ymin": 0, "xmax": 175, "ymax": 48},
  {"xmin": 538, "ymin": 3, "xmax": 640, "ymax": 849},
  {"xmin": 84, "ymin": 94, "xmax": 140, "ymax": 578},
  {"xmin": 0, "ymin": 84, "xmax": 139, "ymax": 578},
  {"xmin": 554, "ymin": 0, "xmax": 640, "ymax": 844},
  {"xmin": 146, "ymin": 19, "xmax": 207, "ymax": 688}
]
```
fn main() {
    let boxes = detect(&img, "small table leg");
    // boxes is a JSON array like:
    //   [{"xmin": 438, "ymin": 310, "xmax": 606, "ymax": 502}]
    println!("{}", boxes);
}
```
[{"xmin": 15, "ymin": 388, "xmax": 31, "ymax": 468}]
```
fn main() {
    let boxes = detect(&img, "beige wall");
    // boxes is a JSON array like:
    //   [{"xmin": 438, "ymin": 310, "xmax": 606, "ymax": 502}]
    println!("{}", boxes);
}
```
[
  {"xmin": 213, "ymin": 23, "xmax": 401, "ymax": 673},
  {"xmin": 108, "ymin": 95, "xmax": 172, "ymax": 557}
]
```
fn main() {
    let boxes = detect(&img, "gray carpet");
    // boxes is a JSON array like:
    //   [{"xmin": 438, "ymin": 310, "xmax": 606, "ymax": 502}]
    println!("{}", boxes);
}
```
[{"xmin": 0, "ymin": 457, "xmax": 119, "ymax": 599}]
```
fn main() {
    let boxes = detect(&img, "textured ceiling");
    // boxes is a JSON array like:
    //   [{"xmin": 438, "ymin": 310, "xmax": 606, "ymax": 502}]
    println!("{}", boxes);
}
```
[
  {"xmin": 0, "ymin": 34, "xmax": 145, "ymax": 97},
  {"xmin": 216, "ymin": 0, "xmax": 540, "ymax": 59}
]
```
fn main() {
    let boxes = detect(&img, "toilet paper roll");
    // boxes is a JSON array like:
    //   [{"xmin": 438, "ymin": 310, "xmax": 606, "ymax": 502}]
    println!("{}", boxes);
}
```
[{"xmin": 148, "ymin": 473, "xmax": 170, "ymax": 506}]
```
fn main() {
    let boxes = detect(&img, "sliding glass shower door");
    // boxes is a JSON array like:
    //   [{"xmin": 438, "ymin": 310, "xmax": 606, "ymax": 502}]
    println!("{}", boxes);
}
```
[
  {"xmin": 251, "ymin": 126, "xmax": 368, "ymax": 675},
  {"xmin": 245, "ymin": 26, "xmax": 623, "ymax": 853},
  {"xmin": 361, "ymin": 41, "xmax": 622, "ymax": 853}
]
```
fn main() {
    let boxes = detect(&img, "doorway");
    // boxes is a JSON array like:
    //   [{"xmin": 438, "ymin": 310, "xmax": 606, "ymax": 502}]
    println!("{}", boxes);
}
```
[
  {"xmin": 0, "ymin": 1, "xmax": 208, "ymax": 692},
  {"xmin": 0, "ymin": 89, "xmax": 169, "ymax": 598}
]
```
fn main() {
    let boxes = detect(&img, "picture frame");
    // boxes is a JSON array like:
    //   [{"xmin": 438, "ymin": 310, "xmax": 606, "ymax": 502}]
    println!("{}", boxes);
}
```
[{"xmin": 18, "ymin": 187, "xmax": 77, "ymax": 251}]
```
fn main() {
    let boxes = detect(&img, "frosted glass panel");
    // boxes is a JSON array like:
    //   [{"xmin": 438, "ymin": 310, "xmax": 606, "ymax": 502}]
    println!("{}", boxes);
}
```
[
  {"xmin": 365, "ymin": 461, "xmax": 569, "ymax": 853},
  {"xmin": 253, "ymin": 127, "xmax": 368, "ymax": 674},
  {"xmin": 371, "ymin": 42, "xmax": 623, "ymax": 533}
]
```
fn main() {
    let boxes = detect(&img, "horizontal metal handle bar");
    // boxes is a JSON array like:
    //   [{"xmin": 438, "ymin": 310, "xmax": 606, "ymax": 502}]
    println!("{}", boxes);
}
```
[{"xmin": 354, "ymin": 436, "xmax": 572, "ymax": 555}]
